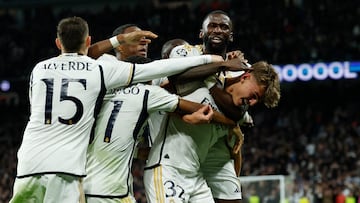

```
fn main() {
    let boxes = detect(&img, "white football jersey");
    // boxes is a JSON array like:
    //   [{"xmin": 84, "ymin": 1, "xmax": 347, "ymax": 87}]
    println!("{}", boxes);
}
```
[
  {"xmin": 147, "ymin": 110, "xmax": 168, "ymax": 147},
  {"xmin": 17, "ymin": 53, "xmax": 213, "ymax": 177},
  {"xmin": 84, "ymin": 83, "xmax": 179, "ymax": 197},
  {"xmin": 145, "ymin": 87, "xmax": 229, "ymax": 172}
]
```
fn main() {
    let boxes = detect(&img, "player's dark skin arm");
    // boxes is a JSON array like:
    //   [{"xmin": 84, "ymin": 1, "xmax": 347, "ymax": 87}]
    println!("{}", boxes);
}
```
[
  {"xmin": 170, "ymin": 58, "xmax": 249, "ymax": 83},
  {"xmin": 136, "ymin": 147, "xmax": 151, "ymax": 160},
  {"xmin": 87, "ymin": 38, "xmax": 114, "ymax": 59},
  {"xmin": 87, "ymin": 30, "xmax": 156, "ymax": 59}
]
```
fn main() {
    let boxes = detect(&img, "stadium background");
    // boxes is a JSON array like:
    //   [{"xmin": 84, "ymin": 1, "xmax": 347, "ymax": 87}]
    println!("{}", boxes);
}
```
[{"xmin": 0, "ymin": 0, "xmax": 359, "ymax": 202}]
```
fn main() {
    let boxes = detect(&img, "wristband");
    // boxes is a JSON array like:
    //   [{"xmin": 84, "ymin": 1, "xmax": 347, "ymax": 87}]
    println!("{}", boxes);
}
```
[{"xmin": 110, "ymin": 36, "xmax": 120, "ymax": 48}]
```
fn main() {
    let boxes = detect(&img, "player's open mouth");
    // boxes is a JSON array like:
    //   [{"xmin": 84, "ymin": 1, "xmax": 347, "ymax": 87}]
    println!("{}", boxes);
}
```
[{"xmin": 210, "ymin": 36, "xmax": 223, "ymax": 43}]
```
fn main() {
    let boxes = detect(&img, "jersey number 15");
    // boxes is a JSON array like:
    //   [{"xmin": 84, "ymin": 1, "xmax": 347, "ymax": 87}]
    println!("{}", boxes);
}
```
[{"xmin": 41, "ymin": 78, "xmax": 86, "ymax": 125}]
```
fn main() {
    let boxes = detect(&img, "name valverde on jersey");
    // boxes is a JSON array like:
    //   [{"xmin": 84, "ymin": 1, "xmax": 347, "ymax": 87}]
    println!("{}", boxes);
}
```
[{"xmin": 42, "ymin": 61, "xmax": 92, "ymax": 71}]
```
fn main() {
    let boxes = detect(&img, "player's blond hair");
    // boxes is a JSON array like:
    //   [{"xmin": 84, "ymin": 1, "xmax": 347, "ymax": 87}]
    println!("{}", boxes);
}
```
[{"xmin": 251, "ymin": 61, "xmax": 281, "ymax": 108}]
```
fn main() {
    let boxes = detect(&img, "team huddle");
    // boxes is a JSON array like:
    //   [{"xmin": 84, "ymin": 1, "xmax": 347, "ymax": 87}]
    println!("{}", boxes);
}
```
[{"xmin": 10, "ymin": 10, "xmax": 280, "ymax": 203}]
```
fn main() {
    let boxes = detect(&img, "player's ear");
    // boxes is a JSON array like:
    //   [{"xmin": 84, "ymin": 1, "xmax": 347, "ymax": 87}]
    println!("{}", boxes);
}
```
[
  {"xmin": 55, "ymin": 38, "xmax": 62, "ymax": 50},
  {"xmin": 199, "ymin": 29, "xmax": 204, "ymax": 39},
  {"xmin": 241, "ymin": 72, "xmax": 251, "ymax": 81},
  {"xmin": 229, "ymin": 32, "xmax": 234, "ymax": 42},
  {"xmin": 85, "ymin": 36, "xmax": 91, "ymax": 48}
]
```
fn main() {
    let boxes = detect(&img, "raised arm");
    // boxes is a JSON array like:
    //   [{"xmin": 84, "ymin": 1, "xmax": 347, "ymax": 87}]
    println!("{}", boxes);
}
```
[
  {"xmin": 88, "ymin": 30, "xmax": 158, "ymax": 59},
  {"xmin": 131, "ymin": 55, "xmax": 223, "ymax": 84},
  {"xmin": 88, "ymin": 38, "xmax": 114, "ymax": 59}
]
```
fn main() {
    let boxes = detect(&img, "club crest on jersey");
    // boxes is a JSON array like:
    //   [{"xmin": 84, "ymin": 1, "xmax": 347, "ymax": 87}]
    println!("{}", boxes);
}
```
[{"xmin": 175, "ymin": 48, "xmax": 189, "ymax": 57}]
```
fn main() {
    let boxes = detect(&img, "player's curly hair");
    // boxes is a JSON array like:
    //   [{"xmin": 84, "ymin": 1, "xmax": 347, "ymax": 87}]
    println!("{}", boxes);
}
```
[{"xmin": 251, "ymin": 61, "xmax": 281, "ymax": 108}]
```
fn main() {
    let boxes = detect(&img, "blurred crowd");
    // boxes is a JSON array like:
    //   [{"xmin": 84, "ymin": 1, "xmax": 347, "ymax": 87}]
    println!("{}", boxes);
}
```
[
  {"xmin": 1, "ymin": 0, "xmax": 359, "ymax": 78},
  {"xmin": 240, "ymin": 84, "xmax": 360, "ymax": 203},
  {"xmin": 0, "ymin": 0, "xmax": 360, "ymax": 202}
]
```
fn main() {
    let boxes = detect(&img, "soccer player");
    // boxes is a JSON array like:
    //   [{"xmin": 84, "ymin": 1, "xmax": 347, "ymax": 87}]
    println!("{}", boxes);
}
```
[
  {"xmin": 9, "ymin": 16, "xmax": 225, "ymax": 202},
  {"xmin": 199, "ymin": 10, "xmax": 280, "ymax": 203},
  {"xmin": 199, "ymin": 10, "xmax": 248, "ymax": 203},
  {"xmin": 170, "ymin": 10, "xmax": 251, "ymax": 203},
  {"xmin": 89, "ymin": 24, "xmax": 155, "ymax": 158}
]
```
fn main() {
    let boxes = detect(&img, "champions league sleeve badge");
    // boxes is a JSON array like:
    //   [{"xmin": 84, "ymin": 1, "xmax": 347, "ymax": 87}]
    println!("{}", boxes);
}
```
[{"xmin": 169, "ymin": 44, "xmax": 202, "ymax": 58}]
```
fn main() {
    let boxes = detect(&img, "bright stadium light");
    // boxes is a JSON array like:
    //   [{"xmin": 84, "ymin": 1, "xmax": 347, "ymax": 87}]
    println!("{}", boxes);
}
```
[{"xmin": 0, "ymin": 80, "xmax": 11, "ymax": 92}]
